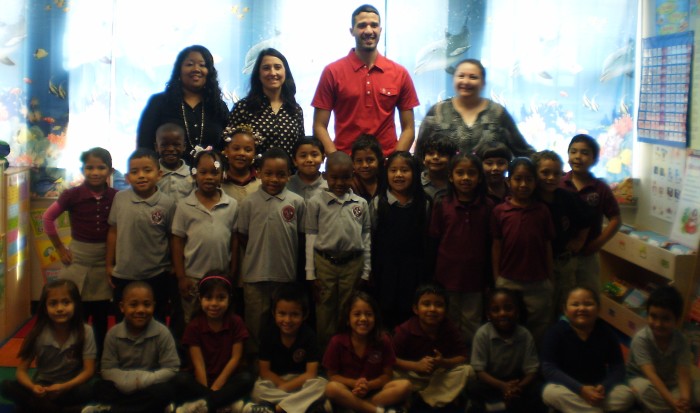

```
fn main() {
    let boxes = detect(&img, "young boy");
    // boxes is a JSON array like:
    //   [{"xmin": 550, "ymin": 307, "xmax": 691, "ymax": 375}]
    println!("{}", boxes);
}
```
[
  {"xmin": 627, "ymin": 286, "xmax": 698, "ymax": 413},
  {"xmin": 305, "ymin": 151, "xmax": 371, "ymax": 347},
  {"xmin": 532, "ymin": 150, "xmax": 592, "ymax": 315},
  {"xmin": 107, "ymin": 148, "xmax": 176, "ymax": 321},
  {"xmin": 392, "ymin": 283, "xmax": 471, "ymax": 410},
  {"xmin": 155, "ymin": 122, "xmax": 194, "ymax": 201},
  {"xmin": 236, "ymin": 148, "xmax": 305, "ymax": 354},
  {"xmin": 475, "ymin": 141, "xmax": 512, "ymax": 204},
  {"xmin": 418, "ymin": 133, "xmax": 457, "ymax": 202},
  {"xmin": 560, "ymin": 134, "xmax": 621, "ymax": 290},
  {"xmin": 246, "ymin": 283, "xmax": 328, "ymax": 413},
  {"xmin": 85, "ymin": 281, "xmax": 180, "ymax": 413},
  {"xmin": 287, "ymin": 137, "xmax": 328, "ymax": 202}
]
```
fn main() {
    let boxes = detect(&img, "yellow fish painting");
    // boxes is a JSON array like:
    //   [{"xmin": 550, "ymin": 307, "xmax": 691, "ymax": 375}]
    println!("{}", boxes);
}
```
[{"xmin": 34, "ymin": 48, "xmax": 48, "ymax": 59}]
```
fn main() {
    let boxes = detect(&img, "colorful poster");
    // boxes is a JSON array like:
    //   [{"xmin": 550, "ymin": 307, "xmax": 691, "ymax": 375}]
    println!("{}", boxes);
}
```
[
  {"xmin": 29, "ymin": 208, "xmax": 69, "ymax": 237},
  {"xmin": 650, "ymin": 145, "xmax": 685, "ymax": 222},
  {"xmin": 637, "ymin": 32, "xmax": 694, "ymax": 148},
  {"xmin": 670, "ymin": 151, "xmax": 700, "ymax": 249},
  {"xmin": 656, "ymin": 0, "xmax": 691, "ymax": 33}
]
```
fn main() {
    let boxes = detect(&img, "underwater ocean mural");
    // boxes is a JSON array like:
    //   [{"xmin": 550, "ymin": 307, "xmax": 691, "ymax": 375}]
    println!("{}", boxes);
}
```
[{"xmin": 0, "ymin": 0, "xmax": 637, "ymax": 185}]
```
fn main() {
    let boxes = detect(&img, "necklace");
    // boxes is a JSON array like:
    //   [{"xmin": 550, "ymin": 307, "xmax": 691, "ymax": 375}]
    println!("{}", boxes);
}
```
[{"xmin": 181, "ymin": 102, "xmax": 205, "ymax": 155}]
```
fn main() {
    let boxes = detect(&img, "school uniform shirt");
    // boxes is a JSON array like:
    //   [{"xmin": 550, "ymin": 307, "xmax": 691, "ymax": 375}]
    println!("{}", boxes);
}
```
[
  {"xmin": 420, "ymin": 170, "xmax": 446, "ymax": 202},
  {"xmin": 34, "ymin": 324, "xmax": 96, "ymax": 384},
  {"xmin": 236, "ymin": 187, "xmax": 305, "ymax": 283},
  {"xmin": 101, "ymin": 319, "xmax": 180, "ymax": 394},
  {"xmin": 539, "ymin": 188, "xmax": 592, "ymax": 257},
  {"xmin": 491, "ymin": 198, "xmax": 554, "ymax": 282},
  {"xmin": 182, "ymin": 313, "xmax": 248, "ymax": 385},
  {"xmin": 55, "ymin": 184, "xmax": 118, "ymax": 243},
  {"xmin": 429, "ymin": 194, "xmax": 493, "ymax": 292},
  {"xmin": 157, "ymin": 160, "xmax": 194, "ymax": 201},
  {"xmin": 259, "ymin": 323, "xmax": 319, "ymax": 376},
  {"xmin": 470, "ymin": 322, "xmax": 539, "ymax": 380},
  {"xmin": 540, "ymin": 318, "xmax": 625, "ymax": 394},
  {"xmin": 287, "ymin": 173, "xmax": 328, "ymax": 203},
  {"xmin": 560, "ymin": 171, "xmax": 620, "ymax": 246},
  {"xmin": 392, "ymin": 316, "xmax": 468, "ymax": 362},
  {"xmin": 305, "ymin": 189, "xmax": 371, "ymax": 278},
  {"xmin": 323, "ymin": 332, "xmax": 395, "ymax": 380},
  {"xmin": 171, "ymin": 190, "xmax": 238, "ymax": 278},
  {"xmin": 626, "ymin": 326, "xmax": 691, "ymax": 388},
  {"xmin": 108, "ymin": 188, "xmax": 176, "ymax": 280}
]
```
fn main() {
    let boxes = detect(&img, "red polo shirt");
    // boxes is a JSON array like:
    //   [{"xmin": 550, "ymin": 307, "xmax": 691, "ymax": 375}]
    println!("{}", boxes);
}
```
[
  {"xmin": 560, "ymin": 171, "xmax": 620, "ymax": 245},
  {"xmin": 392, "ymin": 316, "xmax": 468, "ymax": 361},
  {"xmin": 491, "ymin": 198, "xmax": 554, "ymax": 282},
  {"xmin": 57, "ymin": 184, "xmax": 118, "ymax": 243},
  {"xmin": 322, "ymin": 332, "xmax": 395, "ymax": 380},
  {"xmin": 312, "ymin": 49, "xmax": 419, "ymax": 156}
]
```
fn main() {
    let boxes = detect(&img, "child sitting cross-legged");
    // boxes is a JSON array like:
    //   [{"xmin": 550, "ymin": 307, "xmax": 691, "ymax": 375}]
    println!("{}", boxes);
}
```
[{"xmin": 392, "ymin": 283, "xmax": 471, "ymax": 411}]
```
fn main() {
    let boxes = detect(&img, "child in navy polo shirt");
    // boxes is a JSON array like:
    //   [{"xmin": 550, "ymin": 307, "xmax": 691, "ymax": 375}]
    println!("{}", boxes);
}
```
[
  {"xmin": 247, "ymin": 283, "xmax": 328, "ymax": 413},
  {"xmin": 393, "ymin": 283, "xmax": 470, "ymax": 410},
  {"xmin": 560, "ymin": 134, "xmax": 621, "ymax": 291},
  {"xmin": 417, "ymin": 133, "xmax": 456, "ymax": 202},
  {"xmin": 236, "ymin": 148, "xmax": 305, "ymax": 355},
  {"xmin": 107, "ymin": 148, "xmax": 176, "ymax": 322}
]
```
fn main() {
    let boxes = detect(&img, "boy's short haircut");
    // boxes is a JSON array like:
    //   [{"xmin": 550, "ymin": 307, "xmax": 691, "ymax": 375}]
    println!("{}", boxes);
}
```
[
  {"xmin": 155, "ymin": 122, "xmax": 185, "ymax": 140},
  {"xmin": 122, "ymin": 281, "xmax": 154, "ymax": 302},
  {"xmin": 474, "ymin": 140, "xmax": 513, "ymax": 162},
  {"xmin": 260, "ymin": 147, "xmax": 292, "ymax": 171},
  {"xmin": 531, "ymin": 150, "xmax": 564, "ymax": 168},
  {"xmin": 420, "ymin": 133, "xmax": 458, "ymax": 158},
  {"xmin": 568, "ymin": 134, "xmax": 600, "ymax": 164},
  {"xmin": 128, "ymin": 148, "xmax": 160, "ymax": 169},
  {"xmin": 413, "ymin": 282, "xmax": 449, "ymax": 308},
  {"xmin": 647, "ymin": 286, "xmax": 683, "ymax": 320},
  {"xmin": 272, "ymin": 283, "xmax": 309, "ymax": 317},
  {"xmin": 326, "ymin": 150, "xmax": 353, "ymax": 170},
  {"xmin": 292, "ymin": 136, "xmax": 325, "ymax": 157}
]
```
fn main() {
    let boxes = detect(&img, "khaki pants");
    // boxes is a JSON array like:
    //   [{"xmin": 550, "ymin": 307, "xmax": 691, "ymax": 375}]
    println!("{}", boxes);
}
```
[
  {"xmin": 395, "ymin": 365, "xmax": 472, "ymax": 407},
  {"xmin": 314, "ymin": 252, "xmax": 363, "ymax": 348},
  {"xmin": 629, "ymin": 376, "xmax": 700, "ymax": 413},
  {"xmin": 542, "ymin": 383, "xmax": 635, "ymax": 412},
  {"xmin": 252, "ymin": 375, "xmax": 327, "ymax": 412}
]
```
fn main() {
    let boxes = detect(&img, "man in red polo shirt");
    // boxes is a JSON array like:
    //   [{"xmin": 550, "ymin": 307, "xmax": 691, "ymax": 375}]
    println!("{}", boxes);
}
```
[{"xmin": 312, "ymin": 4, "xmax": 420, "ymax": 157}]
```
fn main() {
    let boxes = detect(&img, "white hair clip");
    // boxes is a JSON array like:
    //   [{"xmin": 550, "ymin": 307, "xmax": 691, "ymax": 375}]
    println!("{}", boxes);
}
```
[
  {"xmin": 191, "ymin": 167, "xmax": 197, "ymax": 175},
  {"xmin": 214, "ymin": 161, "xmax": 221, "ymax": 170},
  {"xmin": 191, "ymin": 145, "xmax": 213, "ymax": 157}
]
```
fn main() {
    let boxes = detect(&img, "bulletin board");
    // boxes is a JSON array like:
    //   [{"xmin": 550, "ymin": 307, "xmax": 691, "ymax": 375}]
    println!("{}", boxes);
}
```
[{"xmin": 637, "ymin": 31, "xmax": 694, "ymax": 148}]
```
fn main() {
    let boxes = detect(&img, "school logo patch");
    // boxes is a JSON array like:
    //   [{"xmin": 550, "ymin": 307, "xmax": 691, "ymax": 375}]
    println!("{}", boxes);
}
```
[
  {"xmin": 585, "ymin": 193, "xmax": 600, "ymax": 207},
  {"xmin": 368, "ymin": 350, "xmax": 383, "ymax": 364},
  {"xmin": 151, "ymin": 208, "xmax": 164, "ymax": 225},
  {"xmin": 282, "ymin": 205, "xmax": 295, "ymax": 222},
  {"xmin": 292, "ymin": 348, "xmax": 306, "ymax": 363},
  {"xmin": 352, "ymin": 205, "xmax": 363, "ymax": 218}
]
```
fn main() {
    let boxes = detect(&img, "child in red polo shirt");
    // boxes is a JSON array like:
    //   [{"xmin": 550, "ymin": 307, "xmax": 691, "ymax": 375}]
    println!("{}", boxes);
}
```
[
  {"xmin": 491, "ymin": 157, "xmax": 555, "ymax": 343},
  {"xmin": 42, "ymin": 147, "xmax": 117, "ymax": 355},
  {"xmin": 323, "ymin": 292, "xmax": 412, "ymax": 413}
]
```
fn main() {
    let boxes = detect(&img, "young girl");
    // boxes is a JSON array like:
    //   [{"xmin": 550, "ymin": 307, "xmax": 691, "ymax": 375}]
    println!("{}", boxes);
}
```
[
  {"xmin": 351, "ymin": 134, "xmax": 384, "ymax": 202},
  {"xmin": 429, "ymin": 153, "xmax": 492, "ymax": 344},
  {"xmin": 221, "ymin": 124, "xmax": 261, "ymax": 204},
  {"xmin": 470, "ymin": 288, "xmax": 546, "ymax": 413},
  {"xmin": 541, "ymin": 286, "xmax": 635, "ymax": 412},
  {"xmin": 172, "ymin": 149, "xmax": 238, "ymax": 323},
  {"xmin": 42, "ymin": 147, "xmax": 117, "ymax": 353},
  {"xmin": 1, "ymin": 279, "xmax": 96, "ymax": 412},
  {"xmin": 370, "ymin": 151, "xmax": 430, "ymax": 329},
  {"xmin": 287, "ymin": 136, "xmax": 327, "ymax": 201},
  {"xmin": 491, "ymin": 157, "xmax": 554, "ymax": 343},
  {"xmin": 174, "ymin": 275, "xmax": 253, "ymax": 413},
  {"xmin": 323, "ymin": 292, "xmax": 412, "ymax": 413}
]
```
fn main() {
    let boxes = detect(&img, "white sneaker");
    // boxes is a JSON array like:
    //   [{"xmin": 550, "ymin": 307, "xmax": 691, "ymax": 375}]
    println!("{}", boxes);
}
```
[
  {"xmin": 82, "ymin": 405, "xmax": 111, "ymax": 413},
  {"xmin": 176, "ymin": 399, "xmax": 208, "ymax": 413},
  {"xmin": 230, "ymin": 399, "xmax": 245, "ymax": 413}
]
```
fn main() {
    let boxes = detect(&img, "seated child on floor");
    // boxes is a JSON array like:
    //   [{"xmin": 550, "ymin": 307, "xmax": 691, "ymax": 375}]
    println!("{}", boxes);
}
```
[
  {"xmin": 86, "ymin": 281, "xmax": 180, "ymax": 413},
  {"xmin": 246, "ymin": 283, "xmax": 328, "ymax": 413},
  {"xmin": 324, "ymin": 291, "xmax": 412, "ymax": 413},
  {"xmin": 627, "ymin": 286, "xmax": 700, "ymax": 413},
  {"xmin": 470, "ymin": 288, "xmax": 546, "ymax": 413},
  {"xmin": 392, "ymin": 283, "xmax": 470, "ymax": 410},
  {"xmin": 1, "ymin": 279, "xmax": 96, "ymax": 412}
]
